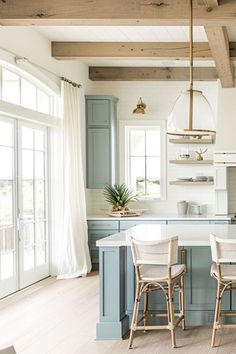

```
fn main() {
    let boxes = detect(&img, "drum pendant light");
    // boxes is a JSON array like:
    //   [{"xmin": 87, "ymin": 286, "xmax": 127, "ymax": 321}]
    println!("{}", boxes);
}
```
[{"xmin": 166, "ymin": 0, "xmax": 216, "ymax": 137}]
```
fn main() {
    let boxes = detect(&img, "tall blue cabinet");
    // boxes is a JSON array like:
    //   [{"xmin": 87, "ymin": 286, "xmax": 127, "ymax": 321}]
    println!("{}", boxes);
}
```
[{"xmin": 85, "ymin": 95, "xmax": 118, "ymax": 189}]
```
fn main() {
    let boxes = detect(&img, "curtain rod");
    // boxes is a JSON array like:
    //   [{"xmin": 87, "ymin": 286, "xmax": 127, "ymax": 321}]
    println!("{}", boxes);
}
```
[
  {"xmin": 0, "ymin": 46, "xmax": 82, "ymax": 88},
  {"xmin": 61, "ymin": 77, "xmax": 82, "ymax": 88}
]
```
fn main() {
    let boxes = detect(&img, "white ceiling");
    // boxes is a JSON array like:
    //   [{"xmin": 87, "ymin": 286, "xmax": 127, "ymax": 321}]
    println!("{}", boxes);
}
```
[
  {"xmin": 36, "ymin": 25, "xmax": 236, "ymax": 42},
  {"xmin": 36, "ymin": 26, "xmax": 208, "ymax": 42},
  {"xmin": 81, "ymin": 59, "xmax": 215, "ymax": 67}
]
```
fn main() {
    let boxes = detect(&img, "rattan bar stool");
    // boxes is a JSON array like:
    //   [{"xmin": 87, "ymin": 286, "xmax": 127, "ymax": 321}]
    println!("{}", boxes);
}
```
[
  {"xmin": 210, "ymin": 234, "xmax": 236, "ymax": 347},
  {"xmin": 128, "ymin": 236, "xmax": 186, "ymax": 349}
]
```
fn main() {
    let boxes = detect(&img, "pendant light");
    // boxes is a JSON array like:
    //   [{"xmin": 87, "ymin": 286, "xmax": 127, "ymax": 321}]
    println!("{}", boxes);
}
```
[
  {"xmin": 166, "ymin": 0, "xmax": 216, "ymax": 137},
  {"xmin": 133, "ymin": 97, "xmax": 146, "ymax": 114}
]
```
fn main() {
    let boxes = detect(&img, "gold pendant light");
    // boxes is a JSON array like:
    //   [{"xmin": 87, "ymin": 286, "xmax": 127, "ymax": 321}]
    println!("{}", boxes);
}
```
[
  {"xmin": 133, "ymin": 97, "xmax": 146, "ymax": 114},
  {"xmin": 167, "ymin": 0, "xmax": 216, "ymax": 137}
]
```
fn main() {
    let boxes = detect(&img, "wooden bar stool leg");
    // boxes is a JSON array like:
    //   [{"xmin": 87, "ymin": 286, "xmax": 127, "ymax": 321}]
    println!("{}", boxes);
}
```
[
  {"xmin": 143, "ymin": 286, "xmax": 149, "ymax": 332},
  {"xmin": 211, "ymin": 281, "xmax": 221, "ymax": 347},
  {"xmin": 129, "ymin": 283, "xmax": 141, "ymax": 349},
  {"xmin": 180, "ymin": 275, "xmax": 186, "ymax": 330},
  {"xmin": 168, "ymin": 283, "xmax": 176, "ymax": 348},
  {"xmin": 167, "ymin": 292, "xmax": 171, "ymax": 323}
]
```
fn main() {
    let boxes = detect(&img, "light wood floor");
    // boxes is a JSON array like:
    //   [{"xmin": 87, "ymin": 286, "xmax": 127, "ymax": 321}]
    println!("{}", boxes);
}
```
[{"xmin": 1, "ymin": 273, "xmax": 236, "ymax": 354}]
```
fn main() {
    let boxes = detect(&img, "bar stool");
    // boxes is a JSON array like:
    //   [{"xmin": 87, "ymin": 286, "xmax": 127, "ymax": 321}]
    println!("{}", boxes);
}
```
[
  {"xmin": 210, "ymin": 234, "xmax": 236, "ymax": 347},
  {"xmin": 128, "ymin": 236, "xmax": 186, "ymax": 349}
]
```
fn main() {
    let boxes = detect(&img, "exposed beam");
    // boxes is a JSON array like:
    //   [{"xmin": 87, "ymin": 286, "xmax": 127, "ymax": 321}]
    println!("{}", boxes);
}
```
[
  {"xmin": 205, "ymin": 26, "xmax": 234, "ymax": 87},
  {"xmin": 205, "ymin": 0, "xmax": 219, "ymax": 6},
  {"xmin": 0, "ymin": 0, "xmax": 234, "ymax": 26},
  {"xmin": 197, "ymin": 0, "xmax": 218, "ymax": 7},
  {"xmin": 89, "ymin": 66, "xmax": 218, "ymax": 81},
  {"xmin": 52, "ymin": 41, "xmax": 236, "ymax": 60},
  {"xmin": 52, "ymin": 42, "xmax": 212, "ymax": 60}
]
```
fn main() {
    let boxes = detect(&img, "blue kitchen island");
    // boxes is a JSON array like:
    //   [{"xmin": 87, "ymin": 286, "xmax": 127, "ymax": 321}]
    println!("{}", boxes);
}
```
[{"xmin": 96, "ymin": 223, "xmax": 236, "ymax": 340}]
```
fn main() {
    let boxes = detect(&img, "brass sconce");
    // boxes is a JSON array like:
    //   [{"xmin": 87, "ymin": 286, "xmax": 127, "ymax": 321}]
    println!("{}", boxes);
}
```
[{"xmin": 133, "ymin": 97, "xmax": 146, "ymax": 114}]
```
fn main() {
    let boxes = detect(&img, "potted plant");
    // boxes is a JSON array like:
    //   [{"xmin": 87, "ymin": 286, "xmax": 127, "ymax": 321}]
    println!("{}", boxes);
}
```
[{"xmin": 104, "ymin": 183, "xmax": 136, "ymax": 212}]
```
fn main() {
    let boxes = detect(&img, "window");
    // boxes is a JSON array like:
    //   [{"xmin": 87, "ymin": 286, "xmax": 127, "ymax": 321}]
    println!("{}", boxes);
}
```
[
  {"xmin": 120, "ymin": 121, "xmax": 166, "ymax": 200},
  {"xmin": 0, "ymin": 66, "xmax": 56, "ymax": 116},
  {"xmin": 0, "ymin": 59, "xmax": 58, "ymax": 298}
]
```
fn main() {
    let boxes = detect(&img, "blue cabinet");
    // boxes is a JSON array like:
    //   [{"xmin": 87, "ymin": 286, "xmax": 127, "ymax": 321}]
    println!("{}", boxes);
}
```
[
  {"xmin": 87, "ymin": 129, "xmax": 110, "ymax": 188},
  {"xmin": 88, "ymin": 220, "xmax": 119, "ymax": 270},
  {"xmin": 183, "ymin": 246, "xmax": 230, "ymax": 325},
  {"xmin": 87, "ymin": 99, "xmax": 110, "ymax": 126},
  {"xmin": 86, "ymin": 95, "xmax": 118, "ymax": 189},
  {"xmin": 119, "ymin": 220, "xmax": 166, "ymax": 230},
  {"xmin": 167, "ymin": 220, "xmax": 210, "ymax": 225}
]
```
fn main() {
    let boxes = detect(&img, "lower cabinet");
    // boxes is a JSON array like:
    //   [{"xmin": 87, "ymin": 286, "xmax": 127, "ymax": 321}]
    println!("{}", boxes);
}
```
[
  {"xmin": 88, "ymin": 220, "xmax": 119, "ymax": 270},
  {"xmin": 183, "ymin": 246, "xmax": 231, "ymax": 325},
  {"xmin": 119, "ymin": 220, "xmax": 166, "ymax": 230}
]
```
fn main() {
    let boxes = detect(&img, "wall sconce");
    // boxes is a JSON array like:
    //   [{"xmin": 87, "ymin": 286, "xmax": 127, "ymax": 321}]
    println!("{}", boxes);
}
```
[{"xmin": 132, "ymin": 97, "xmax": 146, "ymax": 114}]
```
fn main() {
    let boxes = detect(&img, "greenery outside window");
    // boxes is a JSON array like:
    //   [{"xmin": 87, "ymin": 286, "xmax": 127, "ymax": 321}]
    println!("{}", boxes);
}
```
[{"xmin": 120, "ymin": 120, "xmax": 166, "ymax": 200}]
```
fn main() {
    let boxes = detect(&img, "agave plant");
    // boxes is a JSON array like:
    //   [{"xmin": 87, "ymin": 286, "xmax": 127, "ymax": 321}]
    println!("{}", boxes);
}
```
[{"xmin": 104, "ymin": 183, "xmax": 136, "ymax": 211}]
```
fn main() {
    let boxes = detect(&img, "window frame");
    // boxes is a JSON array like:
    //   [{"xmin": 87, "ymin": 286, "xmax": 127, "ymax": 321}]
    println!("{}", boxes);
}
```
[
  {"xmin": 0, "ymin": 63, "xmax": 58, "ymax": 117},
  {"xmin": 119, "ymin": 120, "xmax": 167, "ymax": 201}
]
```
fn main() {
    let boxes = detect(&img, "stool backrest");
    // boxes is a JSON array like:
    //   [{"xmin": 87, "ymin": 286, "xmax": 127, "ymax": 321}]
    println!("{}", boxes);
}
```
[
  {"xmin": 210, "ymin": 233, "xmax": 236, "ymax": 263},
  {"xmin": 130, "ymin": 236, "xmax": 178, "ymax": 267}
]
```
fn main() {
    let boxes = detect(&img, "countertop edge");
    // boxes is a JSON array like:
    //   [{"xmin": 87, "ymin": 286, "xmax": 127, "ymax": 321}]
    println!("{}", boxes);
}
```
[{"xmin": 87, "ymin": 214, "xmax": 231, "ymax": 221}]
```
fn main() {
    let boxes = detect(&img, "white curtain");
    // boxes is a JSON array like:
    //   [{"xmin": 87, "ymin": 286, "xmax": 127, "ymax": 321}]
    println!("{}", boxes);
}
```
[{"xmin": 57, "ymin": 80, "xmax": 91, "ymax": 279}]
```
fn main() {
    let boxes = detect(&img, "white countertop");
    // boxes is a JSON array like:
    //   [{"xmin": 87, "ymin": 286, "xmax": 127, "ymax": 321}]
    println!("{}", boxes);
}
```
[
  {"xmin": 96, "ymin": 224, "xmax": 236, "ymax": 247},
  {"xmin": 88, "ymin": 213, "xmax": 231, "ymax": 221}
]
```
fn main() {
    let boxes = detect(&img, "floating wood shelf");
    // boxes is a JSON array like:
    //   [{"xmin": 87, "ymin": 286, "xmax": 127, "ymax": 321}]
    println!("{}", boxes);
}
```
[
  {"xmin": 169, "ymin": 138, "xmax": 213, "ymax": 144},
  {"xmin": 169, "ymin": 160, "xmax": 213, "ymax": 165},
  {"xmin": 170, "ymin": 181, "xmax": 214, "ymax": 186}
]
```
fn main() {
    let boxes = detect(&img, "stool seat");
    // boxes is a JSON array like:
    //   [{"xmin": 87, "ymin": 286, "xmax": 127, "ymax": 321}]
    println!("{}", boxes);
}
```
[
  {"xmin": 140, "ymin": 264, "xmax": 186, "ymax": 282},
  {"xmin": 211, "ymin": 263, "xmax": 236, "ymax": 281}
]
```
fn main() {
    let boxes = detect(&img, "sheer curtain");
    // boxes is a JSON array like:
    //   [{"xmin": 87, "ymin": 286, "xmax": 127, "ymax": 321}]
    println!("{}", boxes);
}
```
[{"xmin": 57, "ymin": 80, "xmax": 91, "ymax": 279}]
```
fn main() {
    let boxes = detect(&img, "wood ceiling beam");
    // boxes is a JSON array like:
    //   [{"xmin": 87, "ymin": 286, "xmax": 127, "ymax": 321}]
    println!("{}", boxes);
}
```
[
  {"xmin": 197, "ymin": 0, "xmax": 218, "ymax": 8},
  {"xmin": 0, "ymin": 0, "xmax": 234, "ymax": 26},
  {"xmin": 52, "ymin": 41, "xmax": 236, "ymax": 60},
  {"xmin": 52, "ymin": 42, "xmax": 211, "ymax": 60},
  {"xmin": 89, "ymin": 66, "xmax": 218, "ymax": 81},
  {"xmin": 205, "ymin": 26, "xmax": 234, "ymax": 87}
]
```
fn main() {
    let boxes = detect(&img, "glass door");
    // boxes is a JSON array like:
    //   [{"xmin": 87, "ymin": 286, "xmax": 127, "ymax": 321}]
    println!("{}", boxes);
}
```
[
  {"xmin": 0, "ymin": 116, "xmax": 49, "ymax": 298},
  {"xmin": 0, "ymin": 117, "xmax": 17, "ymax": 298},
  {"xmin": 18, "ymin": 122, "xmax": 49, "ymax": 288}
]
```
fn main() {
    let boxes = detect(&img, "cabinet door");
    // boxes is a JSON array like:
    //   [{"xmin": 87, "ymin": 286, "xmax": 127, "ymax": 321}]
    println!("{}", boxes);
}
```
[
  {"xmin": 120, "ymin": 220, "xmax": 166, "ymax": 230},
  {"xmin": 167, "ymin": 220, "xmax": 209, "ymax": 225},
  {"xmin": 184, "ymin": 247, "xmax": 230, "ymax": 311},
  {"xmin": 88, "ymin": 220, "xmax": 119, "ymax": 230},
  {"xmin": 87, "ymin": 128, "xmax": 110, "ymax": 188},
  {"xmin": 88, "ymin": 229, "xmax": 118, "ymax": 268},
  {"xmin": 209, "ymin": 220, "xmax": 230, "ymax": 224},
  {"xmin": 87, "ymin": 99, "xmax": 109, "ymax": 126}
]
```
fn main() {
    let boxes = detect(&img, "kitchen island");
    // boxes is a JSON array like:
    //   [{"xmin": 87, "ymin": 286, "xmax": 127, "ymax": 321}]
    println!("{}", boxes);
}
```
[{"xmin": 96, "ymin": 223, "xmax": 236, "ymax": 340}]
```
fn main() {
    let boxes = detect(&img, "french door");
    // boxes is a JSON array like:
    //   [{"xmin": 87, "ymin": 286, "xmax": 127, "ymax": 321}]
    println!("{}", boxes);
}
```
[{"xmin": 0, "ymin": 116, "xmax": 49, "ymax": 298}]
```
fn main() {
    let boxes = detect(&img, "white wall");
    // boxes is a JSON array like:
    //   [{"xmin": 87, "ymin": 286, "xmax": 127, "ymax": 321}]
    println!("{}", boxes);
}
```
[
  {"xmin": 215, "ymin": 81, "xmax": 236, "ymax": 152},
  {"xmin": 86, "ymin": 80, "xmax": 218, "ymax": 215}
]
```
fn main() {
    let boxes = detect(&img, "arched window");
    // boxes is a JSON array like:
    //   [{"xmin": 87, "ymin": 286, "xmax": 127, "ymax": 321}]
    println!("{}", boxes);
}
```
[{"xmin": 0, "ymin": 62, "xmax": 57, "ymax": 116}]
